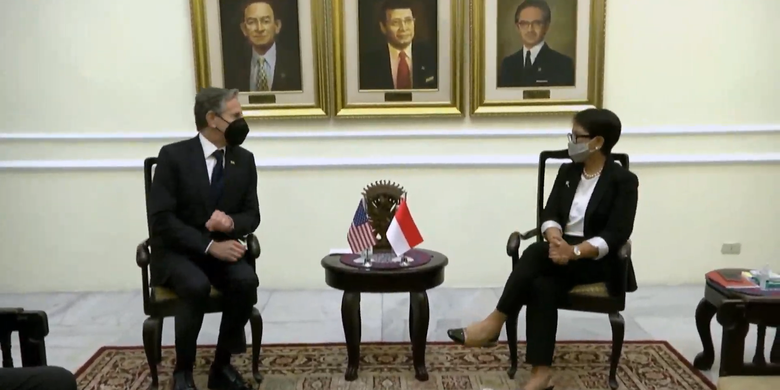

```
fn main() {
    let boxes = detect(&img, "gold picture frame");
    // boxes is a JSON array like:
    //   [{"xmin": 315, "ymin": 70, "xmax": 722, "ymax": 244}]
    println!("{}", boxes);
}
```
[
  {"xmin": 470, "ymin": 0, "xmax": 606, "ymax": 116},
  {"xmin": 190, "ymin": 0, "xmax": 330, "ymax": 119},
  {"xmin": 331, "ymin": 0, "xmax": 464, "ymax": 118}
]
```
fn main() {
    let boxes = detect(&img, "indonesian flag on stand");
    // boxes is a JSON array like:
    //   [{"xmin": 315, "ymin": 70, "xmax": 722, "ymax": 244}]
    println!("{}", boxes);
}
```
[{"xmin": 386, "ymin": 198, "xmax": 423, "ymax": 256}]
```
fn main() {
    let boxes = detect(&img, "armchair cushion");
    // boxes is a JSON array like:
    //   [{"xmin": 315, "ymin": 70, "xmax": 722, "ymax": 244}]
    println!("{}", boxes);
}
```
[
  {"xmin": 570, "ymin": 282, "xmax": 609, "ymax": 297},
  {"xmin": 152, "ymin": 286, "xmax": 221, "ymax": 302}
]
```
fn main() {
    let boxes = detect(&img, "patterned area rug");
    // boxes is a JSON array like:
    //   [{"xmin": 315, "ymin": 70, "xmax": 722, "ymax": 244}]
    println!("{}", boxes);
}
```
[{"xmin": 75, "ymin": 341, "xmax": 715, "ymax": 390}]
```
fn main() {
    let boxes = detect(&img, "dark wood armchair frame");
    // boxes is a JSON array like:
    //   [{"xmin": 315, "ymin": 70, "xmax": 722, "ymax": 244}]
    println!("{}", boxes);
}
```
[
  {"xmin": 136, "ymin": 157, "xmax": 264, "ymax": 390},
  {"xmin": 0, "ymin": 308, "xmax": 49, "ymax": 368},
  {"xmin": 505, "ymin": 150, "xmax": 637, "ymax": 390}
]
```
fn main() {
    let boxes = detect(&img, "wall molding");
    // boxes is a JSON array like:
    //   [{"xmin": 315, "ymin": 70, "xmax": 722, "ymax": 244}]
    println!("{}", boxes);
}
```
[
  {"xmin": 0, "ymin": 124, "xmax": 779, "ymax": 141},
  {"xmin": 1, "ymin": 153, "xmax": 779, "ymax": 170}
]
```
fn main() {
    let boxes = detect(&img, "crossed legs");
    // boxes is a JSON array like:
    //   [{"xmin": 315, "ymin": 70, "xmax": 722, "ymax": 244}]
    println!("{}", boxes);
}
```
[{"xmin": 447, "ymin": 240, "xmax": 603, "ymax": 390}]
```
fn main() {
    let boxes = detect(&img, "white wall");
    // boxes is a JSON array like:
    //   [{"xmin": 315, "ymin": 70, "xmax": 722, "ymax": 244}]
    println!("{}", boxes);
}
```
[{"xmin": 0, "ymin": 0, "xmax": 779, "ymax": 293}]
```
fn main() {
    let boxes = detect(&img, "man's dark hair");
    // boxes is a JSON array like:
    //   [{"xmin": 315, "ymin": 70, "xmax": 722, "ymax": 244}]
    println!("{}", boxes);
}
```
[
  {"xmin": 193, "ymin": 87, "xmax": 239, "ymax": 131},
  {"xmin": 514, "ymin": 0, "xmax": 551, "ymax": 24},
  {"xmin": 241, "ymin": 0, "xmax": 281, "ymax": 21},
  {"xmin": 378, "ymin": 0, "xmax": 415, "ymax": 23},
  {"xmin": 573, "ymin": 108, "xmax": 622, "ymax": 155}
]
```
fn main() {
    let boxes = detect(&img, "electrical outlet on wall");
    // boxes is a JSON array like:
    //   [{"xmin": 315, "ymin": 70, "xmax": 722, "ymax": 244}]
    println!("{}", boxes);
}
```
[{"xmin": 721, "ymin": 243, "xmax": 742, "ymax": 255}]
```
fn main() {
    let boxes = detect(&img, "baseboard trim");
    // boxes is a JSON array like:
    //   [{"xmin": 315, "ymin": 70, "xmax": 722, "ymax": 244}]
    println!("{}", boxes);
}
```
[
  {"xmin": 1, "ymin": 153, "xmax": 779, "ymax": 170},
  {"xmin": 0, "ymin": 124, "xmax": 778, "ymax": 141}
]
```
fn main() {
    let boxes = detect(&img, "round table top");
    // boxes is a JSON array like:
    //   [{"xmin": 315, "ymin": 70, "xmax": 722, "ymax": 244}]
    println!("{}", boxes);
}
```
[
  {"xmin": 706, "ymin": 268, "xmax": 780, "ymax": 300},
  {"xmin": 321, "ymin": 249, "xmax": 448, "ymax": 293}
]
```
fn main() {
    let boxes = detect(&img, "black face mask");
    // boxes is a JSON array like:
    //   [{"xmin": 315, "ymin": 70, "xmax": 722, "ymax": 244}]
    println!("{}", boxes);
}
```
[{"xmin": 218, "ymin": 116, "xmax": 249, "ymax": 146}]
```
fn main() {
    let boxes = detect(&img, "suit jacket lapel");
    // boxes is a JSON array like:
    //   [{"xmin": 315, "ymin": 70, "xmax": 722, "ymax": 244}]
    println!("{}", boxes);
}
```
[
  {"xmin": 411, "ymin": 43, "xmax": 426, "ymax": 86},
  {"xmin": 379, "ymin": 48, "xmax": 394, "ymax": 89},
  {"xmin": 584, "ymin": 157, "xmax": 614, "ymax": 224},
  {"xmin": 272, "ymin": 50, "xmax": 287, "ymax": 89},
  {"xmin": 188, "ymin": 137, "xmax": 211, "ymax": 208},
  {"xmin": 559, "ymin": 164, "xmax": 582, "ymax": 222}
]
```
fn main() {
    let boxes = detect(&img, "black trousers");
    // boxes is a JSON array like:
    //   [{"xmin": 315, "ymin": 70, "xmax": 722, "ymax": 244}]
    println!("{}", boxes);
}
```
[
  {"xmin": 0, "ymin": 366, "xmax": 77, "ymax": 390},
  {"xmin": 496, "ymin": 236, "xmax": 607, "ymax": 366},
  {"xmin": 164, "ymin": 251, "xmax": 259, "ymax": 372}
]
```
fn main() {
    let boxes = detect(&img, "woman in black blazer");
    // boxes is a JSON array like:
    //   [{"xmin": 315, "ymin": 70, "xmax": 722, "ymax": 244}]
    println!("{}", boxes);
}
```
[{"xmin": 447, "ymin": 108, "xmax": 639, "ymax": 390}]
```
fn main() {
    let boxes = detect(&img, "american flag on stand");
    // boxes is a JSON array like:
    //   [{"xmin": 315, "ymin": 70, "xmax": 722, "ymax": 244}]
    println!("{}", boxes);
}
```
[{"xmin": 347, "ymin": 198, "xmax": 377, "ymax": 253}]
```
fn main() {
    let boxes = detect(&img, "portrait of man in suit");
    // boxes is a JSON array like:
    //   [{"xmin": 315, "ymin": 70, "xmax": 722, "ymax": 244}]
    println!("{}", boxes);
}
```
[
  {"xmin": 497, "ymin": 0, "xmax": 575, "ymax": 88},
  {"xmin": 222, "ymin": 0, "xmax": 303, "ymax": 92},
  {"xmin": 358, "ymin": 0, "xmax": 438, "ymax": 91}
]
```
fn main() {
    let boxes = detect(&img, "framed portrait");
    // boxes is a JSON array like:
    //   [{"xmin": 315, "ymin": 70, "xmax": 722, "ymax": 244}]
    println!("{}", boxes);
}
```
[
  {"xmin": 190, "ymin": 0, "xmax": 330, "ymax": 118},
  {"xmin": 470, "ymin": 0, "xmax": 606, "ymax": 115},
  {"xmin": 331, "ymin": 0, "xmax": 464, "ymax": 117}
]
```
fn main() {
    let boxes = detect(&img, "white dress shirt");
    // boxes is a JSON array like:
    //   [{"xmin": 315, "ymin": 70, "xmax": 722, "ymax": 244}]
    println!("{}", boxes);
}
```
[
  {"xmin": 540, "ymin": 174, "xmax": 610, "ymax": 260},
  {"xmin": 250, "ymin": 43, "xmax": 277, "ymax": 91},
  {"xmin": 199, "ymin": 133, "xmax": 225, "ymax": 182},
  {"xmin": 522, "ymin": 41, "xmax": 545, "ymax": 65},
  {"xmin": 199, "ymin": 133, "xmax": 225, "ymax": 253},
  {"xmin": 388, "ymin": 43, "xmax": 413, "ymax": 88}
]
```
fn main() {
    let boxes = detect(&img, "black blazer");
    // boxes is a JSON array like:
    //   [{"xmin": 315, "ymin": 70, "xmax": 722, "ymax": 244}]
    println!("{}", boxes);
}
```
[
  {"xmin": 498, "ymin": 43, "xmax": 575, "ymax": 87},
  {"xmin": 147, "ymin": 136, "xmax": 261, "ymax": 286},
  {"xmin": 223, "ymin": 45, "xmax": 303, "ymax": 92},
  {"xmin": 542, "ymin": 157, "xmax": 639, "ymax": 262},
  {"xmin": 359, "ymin": 41, "xmax": 438, "ymax": 90}
]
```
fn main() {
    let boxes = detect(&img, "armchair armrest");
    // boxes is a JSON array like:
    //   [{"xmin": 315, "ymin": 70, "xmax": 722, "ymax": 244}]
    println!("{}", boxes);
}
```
[
  {"xmin": 136, "ymin": 239, "xmax": 150, "ymax": 268},
  {"xmin": 246, "ymin": 233, "xmax": 261, "ymax": 260},
  {"xmin": 506, "ymin": 228, "xmax": 540, "ymax": 257},
  {"xmin": 618, "ymin": 239, "xmax": 632, "ymax": 260}
]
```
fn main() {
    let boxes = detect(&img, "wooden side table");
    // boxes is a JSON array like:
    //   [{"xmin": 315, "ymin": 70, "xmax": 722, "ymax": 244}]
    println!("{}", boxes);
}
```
[
  {"xmin": 693, "ymin": 268, "xmax": 780, "ymax": 376},
  {"xmin": 321, "ymin": 249, "xmax": 448, "ymax": 382}
]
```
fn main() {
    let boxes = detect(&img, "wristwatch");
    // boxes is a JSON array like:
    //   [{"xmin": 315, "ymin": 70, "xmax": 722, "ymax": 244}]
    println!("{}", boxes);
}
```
[{"xmin": 572, "ymin": 245, "xmax": 581, "ymax": 258}]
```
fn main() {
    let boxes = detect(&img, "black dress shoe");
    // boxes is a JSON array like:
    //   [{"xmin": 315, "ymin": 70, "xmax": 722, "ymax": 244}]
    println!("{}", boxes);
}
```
[
  {"xmin": 447, "ymin": 328, "xmax": 499, "ymax": 347},
  {"xmin": 172, "ymin": 371, "xmax": 198, "ymax": 390},
  {"xmin": 207, "ymin": 364, "xmax": 252, "ymax": 390}
]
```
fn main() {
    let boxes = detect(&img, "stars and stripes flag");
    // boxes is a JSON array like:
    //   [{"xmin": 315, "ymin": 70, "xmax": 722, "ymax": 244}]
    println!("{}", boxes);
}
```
[{"xmin": 347, "ymin": 198, "xmax": 377, "ymax": 253}]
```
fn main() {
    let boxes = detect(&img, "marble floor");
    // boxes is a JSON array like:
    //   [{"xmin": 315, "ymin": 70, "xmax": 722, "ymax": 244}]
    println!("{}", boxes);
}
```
[{"xmin": 1, "ymin": 285, "xmax": 776, "ymax": 384}]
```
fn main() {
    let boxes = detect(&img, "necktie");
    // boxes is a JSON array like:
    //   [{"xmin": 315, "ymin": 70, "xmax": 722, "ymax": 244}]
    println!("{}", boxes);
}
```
[
  {"xmin": 396, "ymin": 51, "xmax": 411, "ymax": 89},
  {"xmin": 255, "ymin": 57, "xmax": 269, "ymax": 91},
  {"xmin": 210, "ymin": 149, "xmax": 225, "ymax": 208},
  {"xmin": 524, "ymin": 50, "xmax": 532, "ymax": 69}
]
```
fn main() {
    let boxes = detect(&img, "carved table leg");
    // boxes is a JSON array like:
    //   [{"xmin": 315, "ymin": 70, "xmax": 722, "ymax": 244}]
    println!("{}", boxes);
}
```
[
  {"xmin": 409, "ymin": 291, "xmax": 430, "ymax": 381},
  {"xmin": 719, "ymin": 318, "xmax": 749, "ymax": 377},
  {"xmin": 771, "ymin": 328, "xmax": 780, "ymax": 364},
  {"xmin": 693, "ymin": 297, "xmax": 717, "ymax": 370},
  {"xmin": 341, "ymin": 292, "xmax": 361, "ymax": 381}
]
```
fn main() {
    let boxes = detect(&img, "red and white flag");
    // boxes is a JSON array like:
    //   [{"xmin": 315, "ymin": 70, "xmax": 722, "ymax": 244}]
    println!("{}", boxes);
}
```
[{"xmin": 386, "ymin": 198, "xmax": 423, "ymax": 256}]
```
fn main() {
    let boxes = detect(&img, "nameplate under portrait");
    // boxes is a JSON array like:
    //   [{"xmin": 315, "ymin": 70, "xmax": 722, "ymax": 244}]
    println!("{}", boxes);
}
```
[
  {"xmin": 332, "ymin": 0, "xmax": 464, "ymax": 118},
  {"xmin": 470, "ymin": 0, "xmax": 606, "ymax": 115},
  {"xmin": 190, "ymin": 0, "xmax": 329, "ymax": 118}
]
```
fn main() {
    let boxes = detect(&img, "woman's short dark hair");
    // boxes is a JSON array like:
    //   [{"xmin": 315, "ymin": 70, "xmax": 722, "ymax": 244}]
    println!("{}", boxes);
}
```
[{"xmin": 573, "ymin": 108, "xmax": 622, "ymax": 155}]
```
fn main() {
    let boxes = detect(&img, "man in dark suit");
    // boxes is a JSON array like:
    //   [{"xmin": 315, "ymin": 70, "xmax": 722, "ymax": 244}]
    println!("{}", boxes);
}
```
[
  {"xmin": 498, "ymin": 0, "xmax": 575, "ymax": 88},
  {"xmin": 359, "ymin": 0, "xmax": 438, "ymax": 90},
  {"xmin": 148, "ymin": 87, "xmax": 260, "ymax": 390},
  {"xmin": 224, "ymin": 0, "xmax": 302, "ymax": 92}
]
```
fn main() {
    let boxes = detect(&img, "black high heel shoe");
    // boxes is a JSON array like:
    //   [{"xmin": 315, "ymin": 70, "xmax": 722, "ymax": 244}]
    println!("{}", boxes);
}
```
[{"xmin": 446, "ymin": 328, "xmax": 500, "ymax": 347}]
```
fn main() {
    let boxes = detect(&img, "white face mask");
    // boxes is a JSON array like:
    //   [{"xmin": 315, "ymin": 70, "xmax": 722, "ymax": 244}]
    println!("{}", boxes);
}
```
[{"xmin": 567, "ymin": 140, "xmax": 593, "ymax": 162}]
